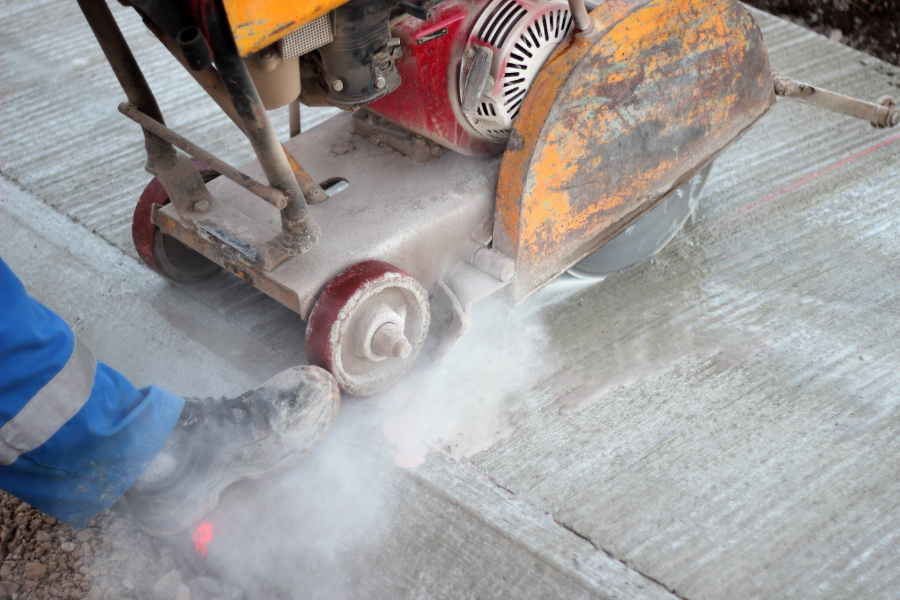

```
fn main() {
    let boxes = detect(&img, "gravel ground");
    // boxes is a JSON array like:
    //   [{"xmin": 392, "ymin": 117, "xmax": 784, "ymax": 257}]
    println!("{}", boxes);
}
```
[{"xmin": 0, "ymin": 493, "xmax": 245, "ymax": 600}]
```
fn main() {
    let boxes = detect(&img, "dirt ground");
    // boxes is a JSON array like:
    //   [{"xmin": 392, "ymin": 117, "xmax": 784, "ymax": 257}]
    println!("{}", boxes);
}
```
[
  {"xmin": 746, "ymin": 0, "xmax": 900, "ymax": 66},
  {"xmin": 1, "ymin": 3, "xmax": 896, "ymax": 600},
  {"xmin": 0, "ymin": 493, "xmax": 245, "ymax": 600}
]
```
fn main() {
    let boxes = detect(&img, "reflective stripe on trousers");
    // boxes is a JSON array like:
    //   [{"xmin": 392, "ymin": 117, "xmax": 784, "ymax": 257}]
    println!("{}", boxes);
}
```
[
  {"xmin": 0, "ymin": 338, "xmax": 96, "ymax": 465},
  {"xmin": 0, "ymin": 256, "xmax": 184, "ymax": 528}
]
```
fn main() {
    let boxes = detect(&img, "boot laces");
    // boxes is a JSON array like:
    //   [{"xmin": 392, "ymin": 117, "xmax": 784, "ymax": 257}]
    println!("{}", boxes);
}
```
[{"xmin": 182, "ymin": 395, "xmax": 253, "ymax": 429}]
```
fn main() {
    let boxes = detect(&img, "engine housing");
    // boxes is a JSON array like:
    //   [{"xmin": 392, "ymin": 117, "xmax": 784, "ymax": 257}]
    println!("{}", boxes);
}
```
[{"xmin": 367, "ymin": 0, "xmax": 572, "ymax": 157}]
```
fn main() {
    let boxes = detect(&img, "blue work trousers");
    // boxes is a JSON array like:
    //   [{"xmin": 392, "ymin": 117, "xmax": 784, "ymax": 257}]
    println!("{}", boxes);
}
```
[{"xmin": 0, "ymin": 257, "xmax": 183, "ymax": 528}]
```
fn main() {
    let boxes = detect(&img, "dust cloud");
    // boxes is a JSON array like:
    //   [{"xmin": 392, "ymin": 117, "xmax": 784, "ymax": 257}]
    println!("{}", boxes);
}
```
[{"xmin": 379, "ymin": 293, "xmax": 556, "ymax": 468}]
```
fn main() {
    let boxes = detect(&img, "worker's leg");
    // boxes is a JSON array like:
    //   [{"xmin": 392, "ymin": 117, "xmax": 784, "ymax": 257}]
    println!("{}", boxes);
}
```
[
  {"xmin": 0, "ymin": 256, "xmax": 183, "ymax": 529},
  {"xmin": 1, "ymin": 256, "xmax": 341, "ymax": 536}
]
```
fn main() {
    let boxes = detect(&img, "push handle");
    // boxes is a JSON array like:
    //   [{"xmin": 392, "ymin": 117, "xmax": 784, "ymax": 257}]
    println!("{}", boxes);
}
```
[{"xmin": 774, "ymin": 73, "xmax": 899, "ymax": 129}]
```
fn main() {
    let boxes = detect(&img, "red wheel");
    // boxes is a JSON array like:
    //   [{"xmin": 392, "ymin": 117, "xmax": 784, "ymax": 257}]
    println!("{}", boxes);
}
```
[
  {"xmin": 132, "ymin": 158, "xmax": 220, "ymax": 283},
  {"xmin": 306, "ymin": 261, "xmax": 431, "ymax": 396}
]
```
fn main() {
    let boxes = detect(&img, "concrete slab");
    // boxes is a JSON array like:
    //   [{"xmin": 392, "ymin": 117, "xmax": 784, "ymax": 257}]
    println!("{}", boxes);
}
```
[{"xmin": 3, "ymin": 1, "xmax": 900, "ymax": 599}]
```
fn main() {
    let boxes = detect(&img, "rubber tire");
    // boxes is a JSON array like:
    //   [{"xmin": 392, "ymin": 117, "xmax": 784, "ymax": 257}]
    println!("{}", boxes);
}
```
[
  {"xmin": 568, "ymin": 163, "xmax": 713, "ymax": 280},
  {"xmin": 132, "ymin": 158, "xmax": 221, "ymax": 283},
  {"xmin": 306, "ymin": 261, "xmax": 431, "ymax": 397}
]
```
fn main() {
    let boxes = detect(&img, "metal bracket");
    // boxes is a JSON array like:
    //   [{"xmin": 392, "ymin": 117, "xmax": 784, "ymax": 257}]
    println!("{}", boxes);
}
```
[
  {"xmin": 429, "ymin": 281, "xmax": 470, "ymax": 361},
  {"xmin": 353, "ymin": 110, "xmax": 444, "ymax": 163},
  {"xmin": 120, "ymin": 103, "xmax": 288, "ymax": 210},
  {"xmin": 429, "ymin": 260, "xmax": 514, "ymax": 360}
]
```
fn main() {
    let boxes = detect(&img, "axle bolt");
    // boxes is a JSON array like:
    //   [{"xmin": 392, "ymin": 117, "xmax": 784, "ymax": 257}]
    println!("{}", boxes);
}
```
[
  {"xmin": 375, "ymin": 76, "xmax": 386, "ymax": 90},
  {"xmin": 331, "ymin": 79, "xmax": 344, "ymax": 92},
  {"xmin": 371, "ymin": 323, "xmax": 412, "ymax": 359},
  {"xmin": 193, "ymin": 199, "xmax": 210, "ymax": 213}
]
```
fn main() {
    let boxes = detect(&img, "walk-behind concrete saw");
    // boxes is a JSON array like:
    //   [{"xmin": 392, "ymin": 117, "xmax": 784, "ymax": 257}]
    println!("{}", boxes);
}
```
[{"xmin": 78, "ymin": 0, "xmax": 898, "ymax": 396}]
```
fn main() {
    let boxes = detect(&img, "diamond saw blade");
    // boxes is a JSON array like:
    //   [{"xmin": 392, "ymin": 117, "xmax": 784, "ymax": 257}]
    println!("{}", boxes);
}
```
[{"xmin": 568, "ymin": 162, "xmax": 713, "ymax": 281}]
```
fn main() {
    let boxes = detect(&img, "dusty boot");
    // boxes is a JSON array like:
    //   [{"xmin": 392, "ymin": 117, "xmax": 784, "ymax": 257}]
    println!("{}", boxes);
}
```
[{"xmin": 126, "ymin": 366, "xmax": 340, "ymax": 536}]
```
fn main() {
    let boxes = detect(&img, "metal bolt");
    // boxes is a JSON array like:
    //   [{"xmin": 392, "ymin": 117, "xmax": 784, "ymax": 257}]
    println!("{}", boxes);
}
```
[
  {"xmin": 331, "ymin": 79, "xmax": 344, "ymax": 92},
  {"xmin": 331, "ymin": 141, "xmax": 355, "ymax": 156},
  {"xmin": 375, "ymin": 76, "xmax": 386, "ymax": 90},
  {"xmin": 371, "ymin": 323, "xmax": 412, "ymax": 359},
  {"xmin": 466, "ymin": 48, "xmax": 476, "ymax": 59},
  {"xmin": 259, "ymin": 50, "xmax": 274, "ymax": 60},
  {"xmin": 193, "ymin": 199, "xmax": 210, "ymax": 213},
  {"xmin": 431, "ymin": 145, "xmax": 443, "ymax": 157}
]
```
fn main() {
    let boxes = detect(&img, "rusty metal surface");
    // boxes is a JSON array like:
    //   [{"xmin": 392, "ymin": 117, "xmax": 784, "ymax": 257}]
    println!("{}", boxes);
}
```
[
  {"xmin": 494, "ymin": 0, "xmax": 776, "ymax": 303},
  {"xmin": 156, "ymin": 112, "xmax": 501, "ymax": 320},
  {"xmin": 10, "ymin": 3, "xmax": 900, "ymax": 596},
  {"xmin": 120, "ymin": 103, "xmax": 289, "ymax": 210},
  {"xmin": 283, "ymin": 148, "xmax": 329, "ymax": 204}
]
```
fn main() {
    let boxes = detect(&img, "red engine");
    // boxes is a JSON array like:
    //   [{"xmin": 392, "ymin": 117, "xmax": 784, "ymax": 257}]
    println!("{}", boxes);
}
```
[{"xmin": 368, "ymin": 0, "xmax": 573, "ymax": 157}]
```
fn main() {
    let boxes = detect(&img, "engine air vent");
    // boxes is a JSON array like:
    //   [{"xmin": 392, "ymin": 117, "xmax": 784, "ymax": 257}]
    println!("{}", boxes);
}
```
[
  {"xmin": 461, "ymin": 0, "xmax": 572, "ymax": 143},
  {"xmin": 278, "ymin": 15, "xmax": 333, "ymax": 60}
]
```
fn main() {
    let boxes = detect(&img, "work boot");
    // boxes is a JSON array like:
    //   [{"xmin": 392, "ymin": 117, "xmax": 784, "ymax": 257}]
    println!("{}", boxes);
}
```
[{"xmin": 126, "ymin": 366, "xmax": 340, "ymax": 537}]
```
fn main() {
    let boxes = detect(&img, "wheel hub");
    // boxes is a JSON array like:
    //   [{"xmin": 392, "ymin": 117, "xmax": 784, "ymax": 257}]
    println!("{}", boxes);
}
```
[{"xmin": 306, "ymin": 261, "xmax": 430, "ymax": 396}]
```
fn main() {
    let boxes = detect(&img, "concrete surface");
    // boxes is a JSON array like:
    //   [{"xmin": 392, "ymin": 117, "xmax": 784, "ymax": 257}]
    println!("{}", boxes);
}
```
[{"xmin": 3, "ymin": 1, "xmax": 900, "ymax": 599}]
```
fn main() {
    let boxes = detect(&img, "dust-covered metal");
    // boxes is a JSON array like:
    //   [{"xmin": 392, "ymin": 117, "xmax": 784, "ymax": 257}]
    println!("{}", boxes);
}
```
[
  {"xmin": 471, "ymin": 247, "xmax": 515, "ymax": 282},
  {"xmin": 76, "ymin": 0, "xmax": 216, "ymax": 222},
  {"xmin": 567, "ymin": 0, "xmax": 591, "ymax": 30},
  {"xmin": 429, "ymin": 281, "xmax": 470, "ymax": 361},
  {"xmin": 773, "ymin": 74, "xmax": 900, "ymax": 128},
  {"xmin": 154, "ymin": 112, "xmax": 502, "ymax": 322},
  {"xmin": 119, "ymin": 103, "xmax": 289, "ymax": 211},
  {"xmin": 494, "ymin": 0, "xmax": 776, "ymax": 303},
  {"xmin": 133, "ymin": 158, "xmax": 222, "ymax": 282},
  {"xmin": 289, "ymin": 100, "xmax": 301, "ymax": 138},
  {"xmin": 352, "ymin": 110, "xmax": 444, "ymax": 163},
  {"xmin": 203, "ymin": 1, "xmax": 321, "ymax": 260},
  {"xmin": 305, "ymin": 261, "xmax": 431, "ymax": 396}
]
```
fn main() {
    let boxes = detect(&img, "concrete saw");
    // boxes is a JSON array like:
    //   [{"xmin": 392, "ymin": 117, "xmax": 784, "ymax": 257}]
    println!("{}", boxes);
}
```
[{"xmin": 78, "ymin": 0, "xmax": 898, "ymax": 395}]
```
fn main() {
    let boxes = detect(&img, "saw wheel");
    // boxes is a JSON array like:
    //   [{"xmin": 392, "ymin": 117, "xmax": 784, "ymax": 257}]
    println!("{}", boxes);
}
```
[
  {"xmin": 306, "ymin": 261, "xmax": 431, "ymax": 397},
  {"xmin": 132, "ymin": 158, "xmax": 221, "ymax": 283},
  {"xmin": 568, "ymin": 162, "xmax": 714, "ymax": 281}
]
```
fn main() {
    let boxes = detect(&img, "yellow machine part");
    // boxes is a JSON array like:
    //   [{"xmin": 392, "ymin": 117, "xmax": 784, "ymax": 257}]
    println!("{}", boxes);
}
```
[
  {"xmin": 494, "ymin": 0, "xmax": 775, "ymax": 303},
  {"xmin": 223, "ymin": 0, "xmax": 349, "ymax": 56}
]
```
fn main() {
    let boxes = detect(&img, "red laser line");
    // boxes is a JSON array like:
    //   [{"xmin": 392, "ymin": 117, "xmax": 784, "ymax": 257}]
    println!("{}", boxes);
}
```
[{"xmin": 709, "ymin": 130, "xmax": 900, "ymax": 228}]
